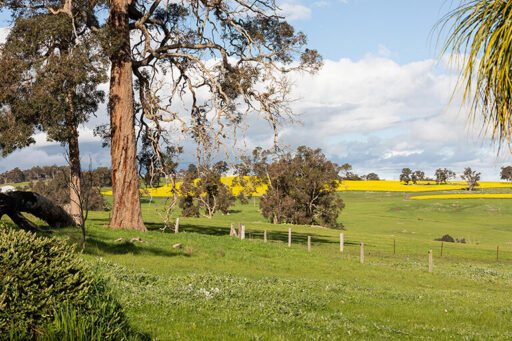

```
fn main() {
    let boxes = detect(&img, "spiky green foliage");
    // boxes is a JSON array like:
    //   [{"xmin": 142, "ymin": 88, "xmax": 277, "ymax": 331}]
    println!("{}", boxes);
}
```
[
  {"xmin": 0, "ymin": 223, "xmax": 141, "ymax": 339},
  {"xmin": 0, "ymin": 224, "xmax": 93, "ymax": 338},
  {"xmin": 437, "ymin": 0, "xmax": 512, "ymax": 145}
]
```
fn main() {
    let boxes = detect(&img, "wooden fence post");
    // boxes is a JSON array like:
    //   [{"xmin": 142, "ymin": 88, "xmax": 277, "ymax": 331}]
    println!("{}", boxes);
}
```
[
  {"xmin": 340, "ymin": 233, "xmax": 344, "ymax": 252},
  {"xmin": 428, "ymin": 250, "xmax": 433, "ymax": 273},
  {"xmin": 230, "ymin": 222, "xmax": 237, "ymax": 237},
  {"xmin": 174, "ymin": 218, "xmax": 180, "ymax": 234},
  {"xmin": 288, "ymin": 228, "xmax": 292, "ymax": 247},
  {"xmin": 264, "ymin": 229, "xmax": 267, "ymax": 243},
  {"xmin": 360, "ymin": 243, "xmax": 364, "ymax": 264},
  {"xmin": 308, "ymin": 236, "xmax": 311, "ymax": 252},
  {"xmin": 241, "ymin": 225, "xmax": 246, "ymax": 240},
  {"xmin": 238, "ymin": 222, "xmax": 242, "ymax": 238},
  {"xmin": 497, "ymin": 245, "xmax": 499, "ymax": 261},
  {"xmin": 441, "ymin": 242, "xmax": 443, "ymax": 257},
  {"xmin": 393, "ymin": 239, "xmax": 396, "ymax": 255}
]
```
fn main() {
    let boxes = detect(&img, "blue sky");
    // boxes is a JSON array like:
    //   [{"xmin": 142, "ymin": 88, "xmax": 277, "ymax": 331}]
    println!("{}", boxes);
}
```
[
  {"xmin": 0, "ymin": 0, "xmax": 509, "ymax": 180},
  {"xmin": 286, "ymin": 0, "xmax": 452, "ymax": 64}
]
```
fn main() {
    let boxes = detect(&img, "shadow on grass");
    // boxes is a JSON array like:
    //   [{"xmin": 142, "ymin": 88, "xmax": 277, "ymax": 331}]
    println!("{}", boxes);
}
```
[
  {"xmin": 145, "ymin": 221, "xmax": 359, "ymax": 246},
  {"xmin": 83, "ymin": 237, "xmax": 190, "ymax": 258}
]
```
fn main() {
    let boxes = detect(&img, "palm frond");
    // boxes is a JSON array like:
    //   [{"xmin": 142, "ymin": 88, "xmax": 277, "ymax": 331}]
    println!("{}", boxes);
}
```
[{"xmin": 436, "ymin": 0, "xmax": 512, "ymax": 146}]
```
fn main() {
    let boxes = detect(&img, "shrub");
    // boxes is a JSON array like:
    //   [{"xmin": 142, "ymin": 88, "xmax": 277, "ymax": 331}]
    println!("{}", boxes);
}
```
[
  {"xmin": 0, "ymin": 224, "xmax": 93, "ymax": 337},
  {"xmin": 0, "ymin": 224, "xmax": 141, "ymax": 339},
  {"xmin": 435, "ymin": 234, "xmax": 455, "ymax": 243}
]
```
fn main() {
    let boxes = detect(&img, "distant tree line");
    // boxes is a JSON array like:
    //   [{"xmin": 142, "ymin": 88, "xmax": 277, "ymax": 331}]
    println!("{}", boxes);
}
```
[
  {"xmin": 0, "ymin": 165, "xmax": 112, "ymax": 186},
  {"xmin": 0, "ymin": 166, "xmax": 112, "ymax": 211},
  {"xmin": 399, "ymin": 167, "xmax": 484, "ymax": 191}
]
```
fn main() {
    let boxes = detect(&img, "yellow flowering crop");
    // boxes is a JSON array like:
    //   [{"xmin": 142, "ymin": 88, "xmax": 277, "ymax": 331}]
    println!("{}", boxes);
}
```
[
  {"xmin": 102, "ymin": 178, "xmax": 512, "ymax": 197},
  {"xmin": 410, "ymin": 194, "xmax": 512, "ymax": 200}
]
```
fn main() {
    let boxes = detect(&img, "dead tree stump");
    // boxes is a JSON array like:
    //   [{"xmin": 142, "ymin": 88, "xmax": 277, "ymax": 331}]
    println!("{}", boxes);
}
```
[{"xmin": 0, "ymin": 191, "xmax": 76, "ymax": 231}]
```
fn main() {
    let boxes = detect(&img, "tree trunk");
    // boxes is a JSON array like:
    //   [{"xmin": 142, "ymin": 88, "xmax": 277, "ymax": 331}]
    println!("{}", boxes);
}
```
[
  {"xmin": 108, "ymin": 0, "xmax": 146, "ymax": 231},
  {"xmin": 66, "ymin": 94, "xmax": 82, "ymax": 225},
  {"xmin": 0, "ymin": 191, "xmax": 76, "ymax": 231}
]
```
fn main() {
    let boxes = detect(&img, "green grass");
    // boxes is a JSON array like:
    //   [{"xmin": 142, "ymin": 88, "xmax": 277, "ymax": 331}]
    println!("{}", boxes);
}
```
[{"xmin": 6, "ymin": 188, "xmax": 512, "ymax": 339}]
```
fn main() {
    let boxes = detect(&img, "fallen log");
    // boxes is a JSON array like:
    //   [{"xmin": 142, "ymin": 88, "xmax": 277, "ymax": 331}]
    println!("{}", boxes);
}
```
[{"xmin": 0, "ymin": 191, "xmax": 76, "ymax": 231}]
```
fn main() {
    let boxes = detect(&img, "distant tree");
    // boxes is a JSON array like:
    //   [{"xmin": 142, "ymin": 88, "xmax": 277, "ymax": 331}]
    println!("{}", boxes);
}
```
[
  {"xmin": 28, "ymin": 171, "xmax": 107, "ymax": 211},
  {"xmin": 179, "ymin": 162, "xmax": 234, "ymax": 219},
  {"xmin": 501, "ymin": 166, "xmax": 512, "ymax": 182},
  {"xmin": 178, "ymin": 165, "xmax": 200, "ymax": 218},
  {"xmin": 345, "ymin": 172, "xmax": 362, "ymax": 181},
  {"xmin": 89, "ymin": 167, "xmax": 113, "ymax": 187},
  {"xmin": 435, "ymin": 168, "xmax": 456, "ymax": 184},
  {"xmin": 4, "ymin": 168, "xmax": 25, "ymax": 184},
  {"xmin": 410, "ymin": 170, "xmax": 425, "ymax": 184},
  {"xmin": 461, "ymin": 167, "xmax": 481, "ymax": 191},
  {"xmin": 365, "ymin": 173, "xmax": 380, "ymax": 181},
  {"xmin": 340, "ymin": 163, "xmax": 353, "ymax": 180},
  {"xmin": 400, "ymin": 168, "xmax": 412, "ymax": 185},
  {"xmin": 239, "ymin": 146, "xmax": 344, "ymax": 228}
]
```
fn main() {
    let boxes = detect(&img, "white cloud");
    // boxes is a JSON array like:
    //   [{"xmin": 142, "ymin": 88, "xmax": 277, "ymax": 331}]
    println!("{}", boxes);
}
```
[
  {"xmin": 279, "ymin": 3, "xmax": 312, "ymax": 21},
  {"xmin": 240, "ymin": 54, "xmax": 508, "ymax": 180},
  {"xmin": 0, "ymin": 38, "xmax": 508, "ymax": 180}
]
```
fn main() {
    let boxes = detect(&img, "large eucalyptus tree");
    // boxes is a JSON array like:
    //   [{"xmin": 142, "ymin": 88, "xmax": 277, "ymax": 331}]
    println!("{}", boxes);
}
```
[{"xmin": 0, "ymin": 0, "xmax": 321, "ymax": 230}]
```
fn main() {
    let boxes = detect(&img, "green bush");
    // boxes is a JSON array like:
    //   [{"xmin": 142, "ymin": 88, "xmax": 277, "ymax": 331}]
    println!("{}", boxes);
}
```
[
  {"xmin": 0, "ymin": 223, "xmax": 143, "ymax": 340},
  {"xmin": 0, "ymin": 224, "xmax": 93, "ymax": 338}
]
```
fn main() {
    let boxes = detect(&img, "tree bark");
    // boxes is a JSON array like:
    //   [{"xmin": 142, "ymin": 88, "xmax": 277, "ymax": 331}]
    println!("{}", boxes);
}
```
[
  {"xmin": 66, "ymin": 93, "xmax": 82, "ymax": 225},
  {"xmin": 108, "ymin": 0, "xmax": 146, "ymax": 231},
  {"xmin": 0, "ymin": 191, "xmax": 76, "ymax": 231}
]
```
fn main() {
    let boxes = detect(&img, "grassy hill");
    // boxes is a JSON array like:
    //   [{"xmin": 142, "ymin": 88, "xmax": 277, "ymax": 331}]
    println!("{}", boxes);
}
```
[{"xmin": 4, "ymin": 188, "xmax": 512, "ymax": 339}]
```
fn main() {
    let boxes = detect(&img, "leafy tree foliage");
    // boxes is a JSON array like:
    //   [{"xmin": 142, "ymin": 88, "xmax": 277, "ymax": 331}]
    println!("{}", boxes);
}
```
[
  {"xmin": 364, "ymin": 173, "xmax": 380, "ymax": 181},
  {"xmin": 411, "ymin": 170, "xmax": 425, "ymax": 184},
  {"xmin": 238, "ymin": 146, "xmax": 344, "ymax": 228},
  {"xmin": 461, "ymin": 167, "xmax": 481, "ymax": 191},
  {"xmin": 399, "ymin": 168, "xmax": 412, "ymax": 184},
  {"xmin": 178, "ymin": 165, "xmax": 200, "ymax": 218},
  {"xmin": 27, "ymin": 171, "xmax": 108, "ymax": 211},
  {"xmin": 0, "ymin": 165, "xmax": 112, "ymax": 186},
  {"xmin": 0, "ymin": 13, "xmax": 107, "ymax": 222},
  {"xmin": 435, "ymin": 168, "xmax": 456, "ymax": 184},
  {"xmin": 500, "ymin": 166, "xmax": 512, "ymax": 182},
  {"xmin": 178, "ymin": 162, "xmax": 234, "ymax": 219}
]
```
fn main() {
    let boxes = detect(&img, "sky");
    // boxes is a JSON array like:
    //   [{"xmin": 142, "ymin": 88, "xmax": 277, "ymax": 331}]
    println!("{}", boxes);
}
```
[{"xmin": 0, "ymin": 0, "xmax": 509, "ymax": 180}]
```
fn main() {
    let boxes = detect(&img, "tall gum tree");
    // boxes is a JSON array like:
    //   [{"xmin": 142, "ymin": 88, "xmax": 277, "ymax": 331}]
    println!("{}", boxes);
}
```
[
  {"xmin": 0, "ymin": 0, "xmax": 322, "ymax": 230},
  {"xmin": 108, "ymin": 0, "xmax": 145, "ymax": 230},
  {"xmin": 0, "ymin": 13, "xmax": 106, "ymax": 224}
]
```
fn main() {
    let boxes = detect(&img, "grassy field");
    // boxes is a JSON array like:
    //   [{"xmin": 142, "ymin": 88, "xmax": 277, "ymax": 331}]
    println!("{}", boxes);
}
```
[{"xmin": 5, "ymin": 187, "xmax": 512, "ymax": 339}]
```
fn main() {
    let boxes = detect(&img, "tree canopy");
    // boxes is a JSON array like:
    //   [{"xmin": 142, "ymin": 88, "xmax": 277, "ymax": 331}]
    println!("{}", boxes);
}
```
[{"xmin": 237, "ymin": 146, "xmax": 344, "ymax": 228}]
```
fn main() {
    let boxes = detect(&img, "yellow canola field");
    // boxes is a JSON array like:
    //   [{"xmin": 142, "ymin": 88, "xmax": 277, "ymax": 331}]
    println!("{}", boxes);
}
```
[
  {"xmin": 336, "ymin": 180, "xmax": 512, "ymax": 192},
  {"xmin": 410, "ymin": 194, "xmax": 512, "ymax": 200},
  {"xmin": 102, "ymin": 178, "xmax": 512, "ymax": 197}
]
